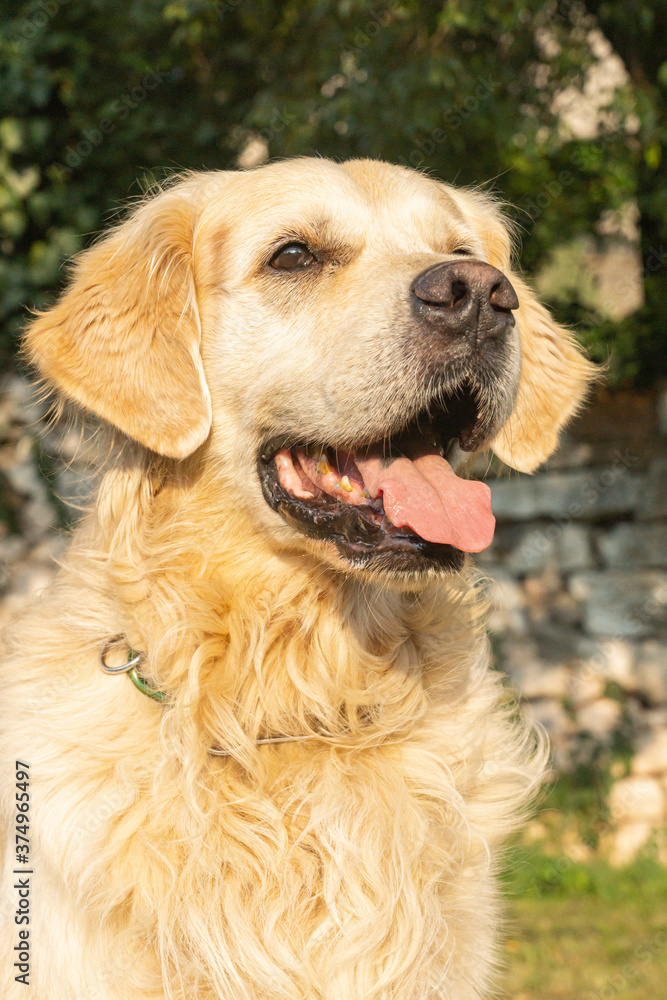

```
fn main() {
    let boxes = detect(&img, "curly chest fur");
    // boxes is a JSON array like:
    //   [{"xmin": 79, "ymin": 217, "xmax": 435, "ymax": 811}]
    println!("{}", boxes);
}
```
[{"xmin": 2, "ymin": 565, "xmax": 539, "ymax": 1000}]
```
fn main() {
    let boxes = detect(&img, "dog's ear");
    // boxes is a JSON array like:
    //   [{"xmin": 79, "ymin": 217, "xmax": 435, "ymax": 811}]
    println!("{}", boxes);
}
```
[
  {"xmin": 25, "ymin": 185, "xmax": 211, "ymax": 459},
  {"xmin": 491, "ymin": 275, "xmax": 597, "ymax": 472}
]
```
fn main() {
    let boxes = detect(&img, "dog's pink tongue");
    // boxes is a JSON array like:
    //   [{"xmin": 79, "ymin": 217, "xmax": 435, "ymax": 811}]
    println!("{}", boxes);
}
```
[{"xmin": 355, "ymin": 452, "xmax": 495, "ymax": 552}]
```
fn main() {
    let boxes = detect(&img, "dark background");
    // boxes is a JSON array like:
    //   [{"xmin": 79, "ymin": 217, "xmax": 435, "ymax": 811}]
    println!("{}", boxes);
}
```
[{"xmin": 2, "ymin": 0, "xmax": 666, "ymax": 382}]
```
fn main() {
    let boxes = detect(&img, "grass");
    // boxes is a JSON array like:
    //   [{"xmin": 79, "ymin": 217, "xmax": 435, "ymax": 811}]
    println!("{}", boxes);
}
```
[{"xmin": 500, "ymin": 846, "xmax": 667, "ymax": 999}]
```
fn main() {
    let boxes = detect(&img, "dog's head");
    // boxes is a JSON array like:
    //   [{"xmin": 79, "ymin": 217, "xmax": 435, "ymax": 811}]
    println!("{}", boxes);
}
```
[{"xmin": 26, "ymin": 157, "xmax": 595, "ymax": 577}]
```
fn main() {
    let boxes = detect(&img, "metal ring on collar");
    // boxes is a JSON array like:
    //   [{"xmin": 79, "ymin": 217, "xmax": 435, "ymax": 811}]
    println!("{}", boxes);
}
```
[{"xmin": 99, "ymin": 635, "xmax": 144, "ymax": 674}]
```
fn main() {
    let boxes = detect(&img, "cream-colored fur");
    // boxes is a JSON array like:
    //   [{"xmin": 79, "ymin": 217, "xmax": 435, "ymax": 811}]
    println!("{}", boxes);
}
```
[{"xmin": 1, "ymin": 158, "xmax": 595, "ymax": 999}]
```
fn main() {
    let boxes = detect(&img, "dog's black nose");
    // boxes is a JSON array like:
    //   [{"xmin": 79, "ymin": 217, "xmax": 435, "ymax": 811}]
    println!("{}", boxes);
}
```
[{"xmin": 411, "ymin": 260, "xmax": 519, "ymax": 341}]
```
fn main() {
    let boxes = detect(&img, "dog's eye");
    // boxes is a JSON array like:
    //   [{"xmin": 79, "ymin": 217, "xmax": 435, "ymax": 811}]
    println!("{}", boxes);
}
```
[
  {"xmin": 451, "ymin": 247, "xmax": 473, "ymax": 256},
  {"xmin": 270, "ymin": 243, "xmax": 317, "ymax": 271}
]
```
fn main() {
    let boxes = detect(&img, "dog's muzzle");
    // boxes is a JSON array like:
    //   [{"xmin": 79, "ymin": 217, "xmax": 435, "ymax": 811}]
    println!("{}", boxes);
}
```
[{"xmin": 411, "ymin": 260, "xmax": 519, "ymax": 343}]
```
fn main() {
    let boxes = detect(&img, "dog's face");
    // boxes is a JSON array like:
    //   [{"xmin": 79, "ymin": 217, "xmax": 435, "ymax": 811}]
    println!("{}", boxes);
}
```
[{"xmin": 26, "ymin": 157, "xmax": 595, "ymax": 578}]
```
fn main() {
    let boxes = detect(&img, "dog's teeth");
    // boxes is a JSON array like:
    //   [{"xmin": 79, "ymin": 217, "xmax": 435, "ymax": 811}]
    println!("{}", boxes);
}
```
[
  {"xmin": 361, "ymin": 486, "xmax": 370, "ymax": 499},
  {"xmin": 317, "ymin": 455, "xmax": 332, "ymax": 475},
  {"xmin": 339, "ymin": 475, "xmax": 353, "ymax": 492}
]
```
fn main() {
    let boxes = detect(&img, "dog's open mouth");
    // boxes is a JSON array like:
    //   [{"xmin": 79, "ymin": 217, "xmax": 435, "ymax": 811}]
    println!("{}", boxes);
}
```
[{"xmin": 258, "ymin": 382, "xmax": 496, "ymax": 572}]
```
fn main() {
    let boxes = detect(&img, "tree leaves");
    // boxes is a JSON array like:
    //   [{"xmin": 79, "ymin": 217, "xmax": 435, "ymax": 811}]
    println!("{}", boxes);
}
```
[{"xmin": 1, "ymin": 0, "xmax": 664, "ymax": 381}]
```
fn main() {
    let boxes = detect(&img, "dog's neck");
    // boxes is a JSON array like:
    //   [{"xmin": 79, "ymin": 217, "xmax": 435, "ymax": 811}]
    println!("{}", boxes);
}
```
[{"xmin": 75, "ymin": 456, "xmax": 486, "ymax": 757}]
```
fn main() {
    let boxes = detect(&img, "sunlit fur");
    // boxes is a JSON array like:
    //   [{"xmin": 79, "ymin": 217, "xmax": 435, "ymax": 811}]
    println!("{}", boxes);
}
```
[{"xmin": 0, "ymin": 158, "xmax": 595, "ymax": 999}]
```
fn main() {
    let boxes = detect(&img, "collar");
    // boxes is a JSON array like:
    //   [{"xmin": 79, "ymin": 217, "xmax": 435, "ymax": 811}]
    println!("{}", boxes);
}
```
[{"xmin": 98, "ymin": 637, "xmax": 375, "ymax": 756}]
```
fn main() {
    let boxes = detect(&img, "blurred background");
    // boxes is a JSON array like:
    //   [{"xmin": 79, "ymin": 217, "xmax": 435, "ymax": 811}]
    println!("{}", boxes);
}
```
[{"xmin": 1, "ymin": 2, "xmax": 666, "ymax": 996}]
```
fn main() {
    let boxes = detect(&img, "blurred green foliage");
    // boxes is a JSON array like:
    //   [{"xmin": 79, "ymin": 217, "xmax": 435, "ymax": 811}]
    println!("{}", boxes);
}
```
[
  {"xmin": 504, "ymin": 841, "xmax": 667, "ymax": 899},
  {"xmin": 1, "ymin": 0, "xmax": 666, "ymax": 382}
]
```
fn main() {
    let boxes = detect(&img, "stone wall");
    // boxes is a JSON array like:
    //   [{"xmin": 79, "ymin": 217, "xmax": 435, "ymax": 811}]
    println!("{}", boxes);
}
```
[{"xmin": 1, "ymin": 374, "xmax": 666, "ymax": 860}]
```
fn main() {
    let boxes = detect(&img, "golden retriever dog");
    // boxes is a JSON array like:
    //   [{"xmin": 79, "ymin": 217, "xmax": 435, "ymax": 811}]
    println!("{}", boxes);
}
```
[{"xmin": 0, "ymin": 157, "xmax": 594, "ymax": 999}]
